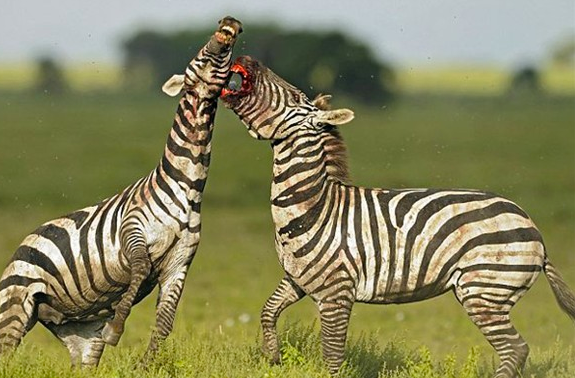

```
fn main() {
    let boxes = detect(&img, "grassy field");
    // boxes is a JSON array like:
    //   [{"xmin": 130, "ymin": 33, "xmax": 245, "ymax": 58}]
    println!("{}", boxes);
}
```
[{"xmin": 0, "ymin": 91, "xmax": 573, "ymax": 377}]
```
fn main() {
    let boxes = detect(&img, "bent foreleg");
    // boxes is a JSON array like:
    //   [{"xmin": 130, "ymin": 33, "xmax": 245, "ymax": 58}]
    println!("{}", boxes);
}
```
[{"xmin": 102, "ymin": 229, "xmax": 151, "ymax": 346}]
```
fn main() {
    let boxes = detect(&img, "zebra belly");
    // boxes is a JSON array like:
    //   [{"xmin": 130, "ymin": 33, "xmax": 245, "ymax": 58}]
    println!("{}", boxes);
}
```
[{"xmin": 355, "ymin": 222, "xmax": 544, "ymax": 304}]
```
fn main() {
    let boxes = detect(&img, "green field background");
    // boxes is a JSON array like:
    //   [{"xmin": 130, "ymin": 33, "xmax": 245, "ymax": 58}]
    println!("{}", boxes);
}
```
[{"xmin": 0, "ymin": 90, "xmax": 573, "ymax": 377}]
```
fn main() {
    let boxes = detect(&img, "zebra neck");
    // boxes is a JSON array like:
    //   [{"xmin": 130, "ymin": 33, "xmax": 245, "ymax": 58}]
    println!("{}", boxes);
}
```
[
  {"xmin": 158, "ymin": 94, "xmax": 216, "ymax": 206},
  {"xmin": 270, "ymin": 131, "xmax": 336, "ymax": 233}
]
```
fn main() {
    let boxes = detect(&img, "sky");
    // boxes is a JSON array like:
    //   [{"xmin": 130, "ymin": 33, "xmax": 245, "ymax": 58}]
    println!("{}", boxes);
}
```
[{"xmin": 1, "ymin": 0, "xmax": 573, "ymax": 68}]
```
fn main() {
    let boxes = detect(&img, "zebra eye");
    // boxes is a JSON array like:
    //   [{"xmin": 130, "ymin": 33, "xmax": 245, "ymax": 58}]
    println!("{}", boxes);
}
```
[{"xmin": 292, "ymin": 92, "xmax": 300, "ymax": 102}]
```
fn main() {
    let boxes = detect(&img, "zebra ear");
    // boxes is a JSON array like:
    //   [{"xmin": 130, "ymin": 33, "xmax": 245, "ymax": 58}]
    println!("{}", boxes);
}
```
[
  {"xmin": 162, "ymin": 74, "xmax": 185, "ymax": 97},
  {"xmin": 316, "ymin": 108, "xmax": 355, "ymax": 126}
]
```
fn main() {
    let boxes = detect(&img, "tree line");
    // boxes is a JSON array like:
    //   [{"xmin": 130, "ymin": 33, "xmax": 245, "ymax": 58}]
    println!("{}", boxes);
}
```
[{"xmin": 121, "ymin": 24, "xmax": 396, "ymax": 104}]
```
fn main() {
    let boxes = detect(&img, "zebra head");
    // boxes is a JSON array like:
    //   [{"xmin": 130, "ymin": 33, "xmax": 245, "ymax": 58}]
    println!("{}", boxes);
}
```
[
  {"xmin": 162, "ymin": 16, "xmax": 243, "ymax": 99},
  {"xmin": 220, "ymin": 56, "xmax": 354, "ymax": 140}
]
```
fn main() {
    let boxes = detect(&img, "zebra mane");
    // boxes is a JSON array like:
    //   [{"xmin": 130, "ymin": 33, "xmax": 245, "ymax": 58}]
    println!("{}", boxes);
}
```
[
  {"xmin": 312, "ymin": 94, "xmax": 351, "ymax": 184},
  {"xmin": 322, "ymin": 127, "xmax": 350, "ymax": 184}
]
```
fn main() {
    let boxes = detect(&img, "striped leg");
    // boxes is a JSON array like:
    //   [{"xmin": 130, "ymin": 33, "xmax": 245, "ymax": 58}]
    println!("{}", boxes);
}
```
[
  {"xmin": 142, "ymin": 264, "xmax": 191, "ymax": 362},
  {"xmin": 455, "ymin": 271, "xmax": 534, "ymax": 378},
  {"xmin": 44, "ymin": 320, "xmax": 106, "ymax": 367},
  {"xmin": 102, "ymin": 241, "xmax": 151, "ymax": 346},
  {"xmin": 318, "ymin": 298, "xmax": 353, "ymax": 376},
  {"xmin": 0, "ymin": 288, "xmax": 38, "ymax": 353},
  {"xmin": 261, "ymin": 277, "xmax": 305, "ymax": 364}
]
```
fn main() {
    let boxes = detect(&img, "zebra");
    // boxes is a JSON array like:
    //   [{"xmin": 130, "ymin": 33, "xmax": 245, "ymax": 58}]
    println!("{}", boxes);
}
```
[
  {"xmin": 220, "ymin": 55, "xmax": 575, "ymax": 377},
  {"xmin": 0, "ymin": 16, "xmax": 242, "ymax": 366}
]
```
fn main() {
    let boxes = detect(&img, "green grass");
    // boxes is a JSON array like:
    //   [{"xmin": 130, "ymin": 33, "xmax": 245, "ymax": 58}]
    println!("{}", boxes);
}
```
[{"xmin": 0, "ymin": 91, "xmax": 574, "ymax": 377}]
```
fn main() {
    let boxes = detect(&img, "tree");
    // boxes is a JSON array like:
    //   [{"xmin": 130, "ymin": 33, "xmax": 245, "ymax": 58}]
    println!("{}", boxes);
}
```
[
  {"xmin": 508, "ymin": 66, "xmax": 542, "ymax": 97},
  {"xmin": 121, "ymin": 24, "xmax": 395, "ymax": 104},
  {"xmin": 35, "ymin": 56, "xmax": 68, "ymax": 94}
]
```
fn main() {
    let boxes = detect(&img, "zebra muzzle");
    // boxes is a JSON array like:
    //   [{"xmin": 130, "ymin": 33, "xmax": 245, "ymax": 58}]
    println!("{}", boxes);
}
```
[{"xmin": 221, "ymin": 63, "xmax": 251, "ymax": 98}]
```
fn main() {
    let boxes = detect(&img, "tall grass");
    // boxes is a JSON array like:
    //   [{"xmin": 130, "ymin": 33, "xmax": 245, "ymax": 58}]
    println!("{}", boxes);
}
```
[{"xmin": 1, "ymin": 323, "xmax": 572, "ymax": 377}]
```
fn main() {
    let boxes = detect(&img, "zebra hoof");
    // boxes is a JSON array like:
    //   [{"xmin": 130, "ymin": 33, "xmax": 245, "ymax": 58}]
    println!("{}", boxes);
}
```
[
  {"xmin": 262, "ymin": 349, "xmax": 281, "ymax": 365},
  {"xmin": 102, "ymin": 322, "xmax": 123, "ymax": 346}
]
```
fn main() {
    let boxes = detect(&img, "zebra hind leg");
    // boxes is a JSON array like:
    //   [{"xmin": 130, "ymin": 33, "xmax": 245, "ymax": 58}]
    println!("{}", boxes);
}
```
[
  {"xmin": 455, "ymin": 271, "xmax": 535, "ymax": 378},
  {"xmin": 318, "ymin": 299, "xmax": 353, "ymax": 376},
  {"xmin": 44, "ymin": 320, "xmax": 106, "ymax": 367},
  {"xmin": 261, "ymin": 277, "xmax": 306, "ymax": 364},
  {"xmin": 0, "ymin": 287, "xmax": 39, "ymax": 354}
]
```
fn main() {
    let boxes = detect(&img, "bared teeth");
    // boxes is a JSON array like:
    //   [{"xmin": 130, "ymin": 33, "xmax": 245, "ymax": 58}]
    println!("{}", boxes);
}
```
[
  {"xmin": 221, "ymin": 25, "xmax": 236, "ymax": 36},
  {"xmin": 215, "ymin": 31, "xmax": 228, "ymax": 44}
]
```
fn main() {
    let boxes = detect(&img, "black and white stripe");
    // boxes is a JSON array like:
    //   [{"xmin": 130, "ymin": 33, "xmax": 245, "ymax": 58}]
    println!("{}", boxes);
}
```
[
  {"xmin": 221, "ymin": 55, "xmax": 575, "ymax": 378},
  {"xmin": 0, "ymin": 17, "xmax": 242, "ymax": 367}
]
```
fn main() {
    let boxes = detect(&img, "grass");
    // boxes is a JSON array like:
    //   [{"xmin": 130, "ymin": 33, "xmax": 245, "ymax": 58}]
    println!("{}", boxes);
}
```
[
  {"xmin": 0, "ymin": 324, "xmax": 573, "ymax": 377},
  {"xmin": 0, "ymin": 91, "xmax": 573, "ymax": 376}
]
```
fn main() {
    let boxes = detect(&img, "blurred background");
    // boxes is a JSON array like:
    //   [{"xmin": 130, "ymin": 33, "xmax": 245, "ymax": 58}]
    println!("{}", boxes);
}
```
[
  {"xmin": 0, "ymin": 0, "xmax": 574, "ymax": 374},
  {"xmin": 1, "ymin": 0, "xmax": 574, "ymax": 98}
]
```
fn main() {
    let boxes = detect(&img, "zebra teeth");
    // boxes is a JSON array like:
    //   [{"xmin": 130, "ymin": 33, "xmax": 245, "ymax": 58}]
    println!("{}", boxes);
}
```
[
  {"xmin": 220, "ymin": 25, "xmax": 236, "ymax": 36},
  {"xmin": 215, "ymin": 31, "xmax": 232, "ymax": 45}
]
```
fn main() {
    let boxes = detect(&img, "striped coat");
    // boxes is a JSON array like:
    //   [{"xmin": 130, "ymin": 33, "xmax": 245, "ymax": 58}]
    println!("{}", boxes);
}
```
[
  {"xmin": 221, "ymin": 55, "xmax": 575, "ymax": 378},
  {"xmin": 0, "ymin": 17, "xmax": 242, "ymax": 366}
]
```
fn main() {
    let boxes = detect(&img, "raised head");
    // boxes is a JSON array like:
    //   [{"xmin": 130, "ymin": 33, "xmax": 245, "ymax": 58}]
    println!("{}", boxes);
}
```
[
  {"xmin": 162, "ymin": 16, "xmax": 243, "ymax": 98},
  {"xmin": 220, "ymin": 56, "xmax": 354, "ymax": 140},
  {"xmin": 208, "ymin": 16, "xmax": 243, "ymax": 55}
]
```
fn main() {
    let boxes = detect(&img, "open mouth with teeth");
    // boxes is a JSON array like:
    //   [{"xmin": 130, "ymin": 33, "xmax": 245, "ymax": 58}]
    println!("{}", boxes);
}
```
[
  {"xmin": 221, "ymin": 63, "xmax": 251, "ymax": 98},
  {"xmin": 215, "ymin": 25, "xmax": 237, "ymax": 45}
]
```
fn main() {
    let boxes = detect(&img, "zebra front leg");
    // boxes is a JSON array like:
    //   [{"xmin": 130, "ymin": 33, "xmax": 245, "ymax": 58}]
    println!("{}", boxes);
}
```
[
  {"xmin": 141, "ymin": 265, "xmax": 191, "ymax": 362},
  {"xmin": 317, "ymin": 290, "xmax": 355, "ymax": 376},
  {"xmin": 102, "ymin": 241, "xmax": 151, "ymax": 346},
  {"xmin": 261, "ymin": 276, "xmax": 306, "ymax": 364}
]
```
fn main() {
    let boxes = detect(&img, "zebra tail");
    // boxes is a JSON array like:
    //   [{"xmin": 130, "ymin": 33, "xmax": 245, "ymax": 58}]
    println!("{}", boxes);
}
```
[{"xmin": 543, "ymin": 258, "xmax": 575, "ymax": 322}]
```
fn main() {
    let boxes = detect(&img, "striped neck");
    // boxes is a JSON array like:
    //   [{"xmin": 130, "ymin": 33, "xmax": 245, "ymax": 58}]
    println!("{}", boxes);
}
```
[
  {"xmin": 158, "ymin": 92, "xmax": 216, "ymax": 202},
  {"xmin": 271, "ymin": 128, "xmax": 343, "ymax": 234}
]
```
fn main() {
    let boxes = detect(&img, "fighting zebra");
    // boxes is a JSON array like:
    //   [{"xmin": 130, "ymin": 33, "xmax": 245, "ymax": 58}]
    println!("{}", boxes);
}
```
[
  {"xmin": 0, "ymin": 17, "xmax": 242, "ymax": 366},
  {"xmin": 220, "ymin": 56, "xmax": 575, "ymax": 378}
]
